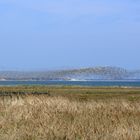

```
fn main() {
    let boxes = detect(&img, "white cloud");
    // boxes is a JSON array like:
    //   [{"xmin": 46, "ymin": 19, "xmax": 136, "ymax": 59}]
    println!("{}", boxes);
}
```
[
  {"xmin": 33, "ymin": 1, "xmax": 114, "ymax": 16},
  {"xmin": 1, "ymin": 0, "xmax": 140, "ymax": 20},
  {"xmin": 0, "ymin": 0, "xmax": 122, "ymax": 16}
]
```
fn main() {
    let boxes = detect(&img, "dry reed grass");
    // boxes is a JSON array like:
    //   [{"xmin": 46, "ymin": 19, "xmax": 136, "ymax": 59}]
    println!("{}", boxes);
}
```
[{"xmin": 0, "ymin": 93, "xmax": 140, "ymax": 140}]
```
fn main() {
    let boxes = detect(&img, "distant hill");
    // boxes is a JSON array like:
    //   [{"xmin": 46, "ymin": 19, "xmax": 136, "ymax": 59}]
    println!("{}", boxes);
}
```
[{"xmin": 0, "ymin": 66, "xmax": 140, "ymax": 81}]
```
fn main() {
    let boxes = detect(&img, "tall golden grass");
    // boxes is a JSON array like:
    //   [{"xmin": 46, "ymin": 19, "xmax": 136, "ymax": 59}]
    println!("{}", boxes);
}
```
[{"xmin": 0, "ymin": 93, "xmax": 140, "ymax": 140}]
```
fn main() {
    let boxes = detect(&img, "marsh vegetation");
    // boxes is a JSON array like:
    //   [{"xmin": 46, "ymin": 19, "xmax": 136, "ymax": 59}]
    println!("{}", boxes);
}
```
[{"xmin": 0, "ymin": 86, "xmax": 140, "ymax": 140}]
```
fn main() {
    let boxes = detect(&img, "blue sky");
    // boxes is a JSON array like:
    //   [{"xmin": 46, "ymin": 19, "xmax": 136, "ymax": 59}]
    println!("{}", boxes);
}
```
[{"xmin": 0, "ymin": 0, "xmax": 140, "ymax": 70}]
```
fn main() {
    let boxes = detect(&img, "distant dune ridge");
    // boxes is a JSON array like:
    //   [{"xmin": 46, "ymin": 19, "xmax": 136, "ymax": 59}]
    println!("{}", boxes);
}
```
[{"xmin": 0, "ymin": 66, "xmax": 140, "ymax": 81}]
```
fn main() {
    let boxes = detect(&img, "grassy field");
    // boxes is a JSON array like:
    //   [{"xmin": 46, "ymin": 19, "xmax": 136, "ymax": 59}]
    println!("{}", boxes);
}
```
[{"xmin": 0, "ymin": 86, "xmax": 140, "ymax": 140}]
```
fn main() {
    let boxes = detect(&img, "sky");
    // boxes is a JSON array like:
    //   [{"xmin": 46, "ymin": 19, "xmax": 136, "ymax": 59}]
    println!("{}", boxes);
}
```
[{"xmin": 0, "ymin": 0, "xmax": 140, "ymax": 70}]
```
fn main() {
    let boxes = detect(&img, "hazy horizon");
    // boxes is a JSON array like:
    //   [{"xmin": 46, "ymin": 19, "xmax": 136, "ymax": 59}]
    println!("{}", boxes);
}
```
[
  {"xmin": 0, "ymin": 66, "xmax": 138, "ymax": 72},
  {"xmin": 0, "ymin": 0, "xmax": 140, "ymax": 70}
]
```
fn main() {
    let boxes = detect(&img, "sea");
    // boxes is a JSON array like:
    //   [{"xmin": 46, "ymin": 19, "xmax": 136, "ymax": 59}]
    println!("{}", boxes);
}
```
[{"xmin": 0, "ymin": 80, "xmax": 140, "ymax": 87}]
